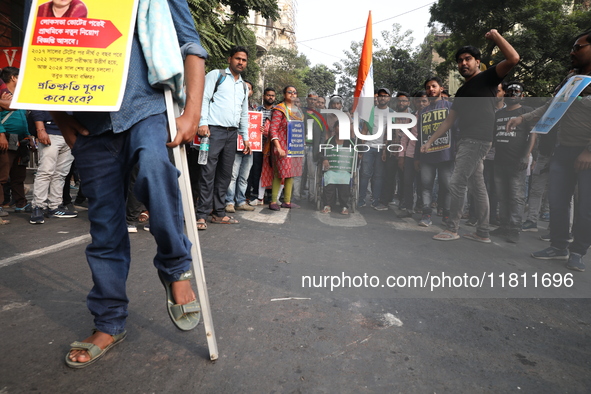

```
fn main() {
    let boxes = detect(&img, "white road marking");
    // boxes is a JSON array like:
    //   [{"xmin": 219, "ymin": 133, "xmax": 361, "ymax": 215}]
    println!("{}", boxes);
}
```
[
  {"xmin": 0, "ymin": 234, "xmax": 90, "ymax": 269},
  {"xmin": 240, "ymin": 206, "xmax": 289, "ymax": 224},
  {"xmin": 315, "ymin": 211, "xmax": 367, "ymax": 227}
]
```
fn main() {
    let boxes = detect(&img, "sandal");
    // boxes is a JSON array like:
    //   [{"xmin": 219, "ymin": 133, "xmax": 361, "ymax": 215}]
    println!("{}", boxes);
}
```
[
  {"xmin": 433, "ymin": 230, "xmax": 460, "ymax": 241},
  {"xmin": 158, "ymin": 270, "xmax": 201, "ymax": 331},
  {"xmin": 65, "ymin": 329, "xmax": 127, "ymax": 369},
  {"xmin": 463, "ymin": 232, "xmax": 492, "ymax": 243},
  {"xmin": 341, "ymin": 207, "xmax": 349, "ymax": 215},
  {"xmin": 138, "ymin": 210, "xmax": 149, "ymax": 223},
  {"xmin": 321, "ymin": 206, "xmax": 331, "ymax": 214},
  {"xmin": 197, "ymin": 220, "xmax": 207, "ymax": 230},
  {"xmin": 211, "ymin": 215, "xmax": 239, "ymax": 224}
]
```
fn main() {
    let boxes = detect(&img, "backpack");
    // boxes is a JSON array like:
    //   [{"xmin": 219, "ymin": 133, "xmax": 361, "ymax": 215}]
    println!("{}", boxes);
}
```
[{"xmin": 211, "ymin": 69, "xmax": 248, "ymax": 103}]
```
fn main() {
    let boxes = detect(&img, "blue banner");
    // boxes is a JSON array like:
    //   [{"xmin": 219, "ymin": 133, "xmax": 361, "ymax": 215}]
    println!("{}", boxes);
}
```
[{"xmin": 287, "ymin": 120, "xmax": 305, "ymax": 157}]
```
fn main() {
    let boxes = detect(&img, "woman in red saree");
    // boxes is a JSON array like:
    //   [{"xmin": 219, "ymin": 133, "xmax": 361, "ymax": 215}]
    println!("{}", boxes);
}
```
[
  {"xmin": 38, "ymin": 0, "xmax": 88, "ymax": 18},
  {"xmin": 266, "ymin": 86, "xmax": 304, "ymax": 210}
]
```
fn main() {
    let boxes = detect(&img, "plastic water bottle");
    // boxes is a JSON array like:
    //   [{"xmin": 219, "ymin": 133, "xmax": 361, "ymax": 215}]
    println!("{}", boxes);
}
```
[{"xmin": 198, "ymin": 136, "xmax": 210, "ymax": 165}]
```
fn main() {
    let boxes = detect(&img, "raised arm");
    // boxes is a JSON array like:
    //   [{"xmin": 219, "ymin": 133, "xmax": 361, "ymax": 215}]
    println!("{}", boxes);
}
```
[{"xmin": 485, "ymin": 29, "xmax": 520, "ymax": 79}]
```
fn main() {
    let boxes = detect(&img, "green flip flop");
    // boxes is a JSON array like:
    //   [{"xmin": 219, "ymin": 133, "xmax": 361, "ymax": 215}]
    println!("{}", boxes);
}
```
[
  {"xmin": 158, "ymin": 270, "xmax": 201, "ymax": 331},
  {"xmin": 65, "ymin": 330, "xmax": 127, "ymax": 369}
]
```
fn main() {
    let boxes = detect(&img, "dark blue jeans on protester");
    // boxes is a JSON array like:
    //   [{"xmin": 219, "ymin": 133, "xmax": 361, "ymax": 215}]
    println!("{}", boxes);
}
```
[
  {"xmin": 72, "ymin": 113, "xmax": 192, "ymax": 336},
  {"xmin": 358, "ymin": 147, "xmax": 385, "ymax": 206},
  {"xmin": 494, "ymin": 163, "xmax": 526, "ymax": 230},
  {"xmin": 421, "ymin": 160, "xmax": 453, "ymax": 215},
  {"xmin": 549, "ymin": 145, "xmax": 591, "ymax": 255}
]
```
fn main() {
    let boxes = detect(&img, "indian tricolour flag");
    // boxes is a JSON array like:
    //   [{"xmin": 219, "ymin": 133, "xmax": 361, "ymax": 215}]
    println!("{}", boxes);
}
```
[{"xmin": 352, "ymin": 11, "xmax": 373, "ymax": 123}]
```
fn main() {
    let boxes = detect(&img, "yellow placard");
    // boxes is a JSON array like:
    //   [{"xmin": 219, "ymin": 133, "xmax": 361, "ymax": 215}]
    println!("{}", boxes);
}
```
[{"xmin": 12, "ymin": 0, "xmax": 138, "ymax": 111}]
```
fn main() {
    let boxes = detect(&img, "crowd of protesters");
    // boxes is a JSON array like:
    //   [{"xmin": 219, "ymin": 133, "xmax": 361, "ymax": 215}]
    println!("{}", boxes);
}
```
[
  {"xmin": 2, "ymin": 31, "xmax": 590, "ymax": 270},
  {"xmin": 1, "ymin": 13, "xmax": 589, "ymax": 368}
]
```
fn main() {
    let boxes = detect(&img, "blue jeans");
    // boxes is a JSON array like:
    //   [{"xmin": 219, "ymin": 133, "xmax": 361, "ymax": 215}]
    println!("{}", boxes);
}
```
[
  {"xmin": 494, "ymin": 163, "xmax": 526, "ymax": 230},
  {"xmin": 358, "ymin": 147, "xmax": 385, "ymax": 205},
  {"xmin": 421, "ymin": 160, "xmax": 453, "ymax": 215},
  {"xmin": 549, "ymin": 145, "xmax": 591, "ymax": 255},
  {"xmin": 448, "ymin": 138, "xmax": 492, "ymax": 237},
  {"xmin": 226, "ymin": 151, "xmax": 253, "ymax": 206},
  {"xmin": 72, "ymin": 113, "xmax": 192, "ymax": 335}
]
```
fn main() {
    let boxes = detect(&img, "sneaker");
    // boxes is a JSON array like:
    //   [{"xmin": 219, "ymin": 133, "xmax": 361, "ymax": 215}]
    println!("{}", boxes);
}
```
[
  {"xmin": 341, "ymin": 207, "xmax": 349, "ymax": 215},
  {"xmin": 442, "ymin": 215, "xmax": 450, "ymax": 225},
  {"xmin": 15, "ymin": 203, "xmax": 32, "ymax": 213},
  {"xmin": 63, "ymin": 203, "xmax": 78, "ymax": 214},
  {"xmin": 0, "ymin": 206, "xmax": 7, "ymax": 217},
  {"xmin": 225, "ymin": 204, "xmax": 235, "ymax": 213},
  {"xmin": 436, "ymin": 207, "xmax": 443, "ymax": 217},
  {"xmin": 47, "ymin": 206, "xmax": 78, "ymax": 218},
  {"xmin": 539, "ymin": 232, "xmax": 551, "ymax": 242},
  {"xmin": 465, "ymin": 218, "xmax": 477, "ymax": 227},
  {"xmin": 531, "ymin": 246, "xmax": 569, "ymax": 260},
  {"xmin": 29, "ymin": 207, "xmax": 45, "ymax": 224},
  {"xmin": 539, "ymin": 212, "xmax": 550, "ymax": 222},
  {"xmin": 397, "ymin": 210, "xmax": 413, "ymax": 219},
  {"xmin": 388, "ymin": 199, "xmax": 399, "ymax": 207},
  {"xmin": 373, "ymin": 203, "xmax": 388, "ymax": 211},
  {"xmin": 522, "ymin": 220, "xmax": 538, "ymax": 232},
  {"xmin": 249, "ymin": 198, "xmax": 264, "ymax": 206},
  {"xmin": 506, "ymin": 229, "xmax": 520, "ymax": 243},
  {"xmin": 490, "ymin": 226, "xmax": 508, "ymax": 236},
  {"xmin": 127, "ymin": 224, "xmax": 138, "ymax": 233},
  {"xmin": 236, "ymin": 203, "xmax": 255, "ymax": 211},
  {"xmin": 566, "ymin": 253, "xmax": 585, "ymax": 272},
  {"xmin": 357, "ymin": 200, "xmax": 366, "ymax": 208},
  {"xmin": 143, "ymin": 224, "xmax": 150, "ymax": 232},
  {"xmin": 418, "ymin": 214, "xmax": 432, "ymax": 227}
]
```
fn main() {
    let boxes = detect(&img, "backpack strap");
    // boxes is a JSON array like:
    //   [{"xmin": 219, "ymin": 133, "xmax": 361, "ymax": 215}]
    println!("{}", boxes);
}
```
[
  {"xmin": 210, "ymin": 69, "xmax": 226, "ymax": 103},
  {"xmin": 210, "ymin": 69, "xmax": 248, "ymax": 104}
]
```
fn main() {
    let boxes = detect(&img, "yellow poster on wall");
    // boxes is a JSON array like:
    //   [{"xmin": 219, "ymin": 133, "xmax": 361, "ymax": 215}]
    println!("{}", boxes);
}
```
[{"xmin": 12, "ymin": 0, "xmax": 138, "ymax": 111}]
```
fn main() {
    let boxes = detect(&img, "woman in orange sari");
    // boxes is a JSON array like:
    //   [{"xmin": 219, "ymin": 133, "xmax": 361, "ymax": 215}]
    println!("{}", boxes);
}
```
[
  {"xmin": 37, "ymin": 0, "xmax": 88, "ymax": 18},
  {"xmin": 267, "ymin": 86, "xmax": 304, "ymax": 210}
]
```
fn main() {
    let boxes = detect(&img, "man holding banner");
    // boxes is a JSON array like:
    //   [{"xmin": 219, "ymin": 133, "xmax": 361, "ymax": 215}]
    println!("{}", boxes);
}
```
[
  {"xmin": 510, "ymin": 31, "xmax": 591, "ymax": 271},
  {"xmin": 49, "ymin": 0, "xmax": 208, "ymax": 368}
]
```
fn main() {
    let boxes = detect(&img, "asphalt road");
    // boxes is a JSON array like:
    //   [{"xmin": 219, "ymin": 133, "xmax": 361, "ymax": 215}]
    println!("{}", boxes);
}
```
[{"xmin": 1, "ymin": 192, "xmax": 590, "ymax": 393}]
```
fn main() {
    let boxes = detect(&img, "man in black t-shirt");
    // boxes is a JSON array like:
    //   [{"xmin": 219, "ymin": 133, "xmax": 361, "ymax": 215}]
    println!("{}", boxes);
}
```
[
  {"xmin": 421, "ymin": 29, "xmax": 519, "ymax": 243},
  {"xmin": 491, "ymin": 82, "xmax": 535, "ymax": 243}
]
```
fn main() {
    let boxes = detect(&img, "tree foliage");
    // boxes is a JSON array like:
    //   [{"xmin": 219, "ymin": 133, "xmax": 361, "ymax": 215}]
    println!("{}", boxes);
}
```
[
  {"xmin": 259, "ymin": 47, "xmax": 311, "ymax": 102},
  {"xmin": 430, "ymin": 0, "xmax": 591, "ymax": 96},
  {"xmin": 303, "ymin": 64, "xmax": 336, "ymax": 97},
  {"xmin": 187, "ymin": 0, "xmax": 280, "ymax": 85},
  {"xmin": 334, "ymin": 24, "xmax": 433, "ymax": 102}
]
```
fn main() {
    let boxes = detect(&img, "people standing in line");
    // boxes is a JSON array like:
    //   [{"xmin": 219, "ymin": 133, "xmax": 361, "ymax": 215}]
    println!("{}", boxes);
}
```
[
  {"xmin": 510, "ymin": 30, "xmax": 591, "ymax": 271},
  {"xmin": 297, "ymin": 91, "xmax": 326, "ymax": 203},
  {"xmin": 196, "ymin": 46, "xmax": 250, "ymax": 230},
  {"xmin": 248, "ymin": 87, "xmax": 276, "ymax": 206},
  {"xmin": 490, "ymin": 82, "xmax": 535, "ymax": 243},
  {"xmin": 414, "ymin": 76, "xmax": 456, "ymax": 227},
  {"xmin": 225, "ymin": 80, "xmax": 255, "ymax": 213},
  {"xmin": 358, "ymin": 87, "xmax": 393, "ymax": 210},
  {"xmin": 422, "ymin": 29, "xmax": 520, "ymax": 243},
  {"xmin": 0, "ymin": 67, "xmax": 31, "ymax": 223},
  {"xmin": 267, "ymin": 86, "xmax": 304, "ymax": 211},
  {"xmin": 29, "ymin": 110, "xmax": 77, "ymax": 224}
]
